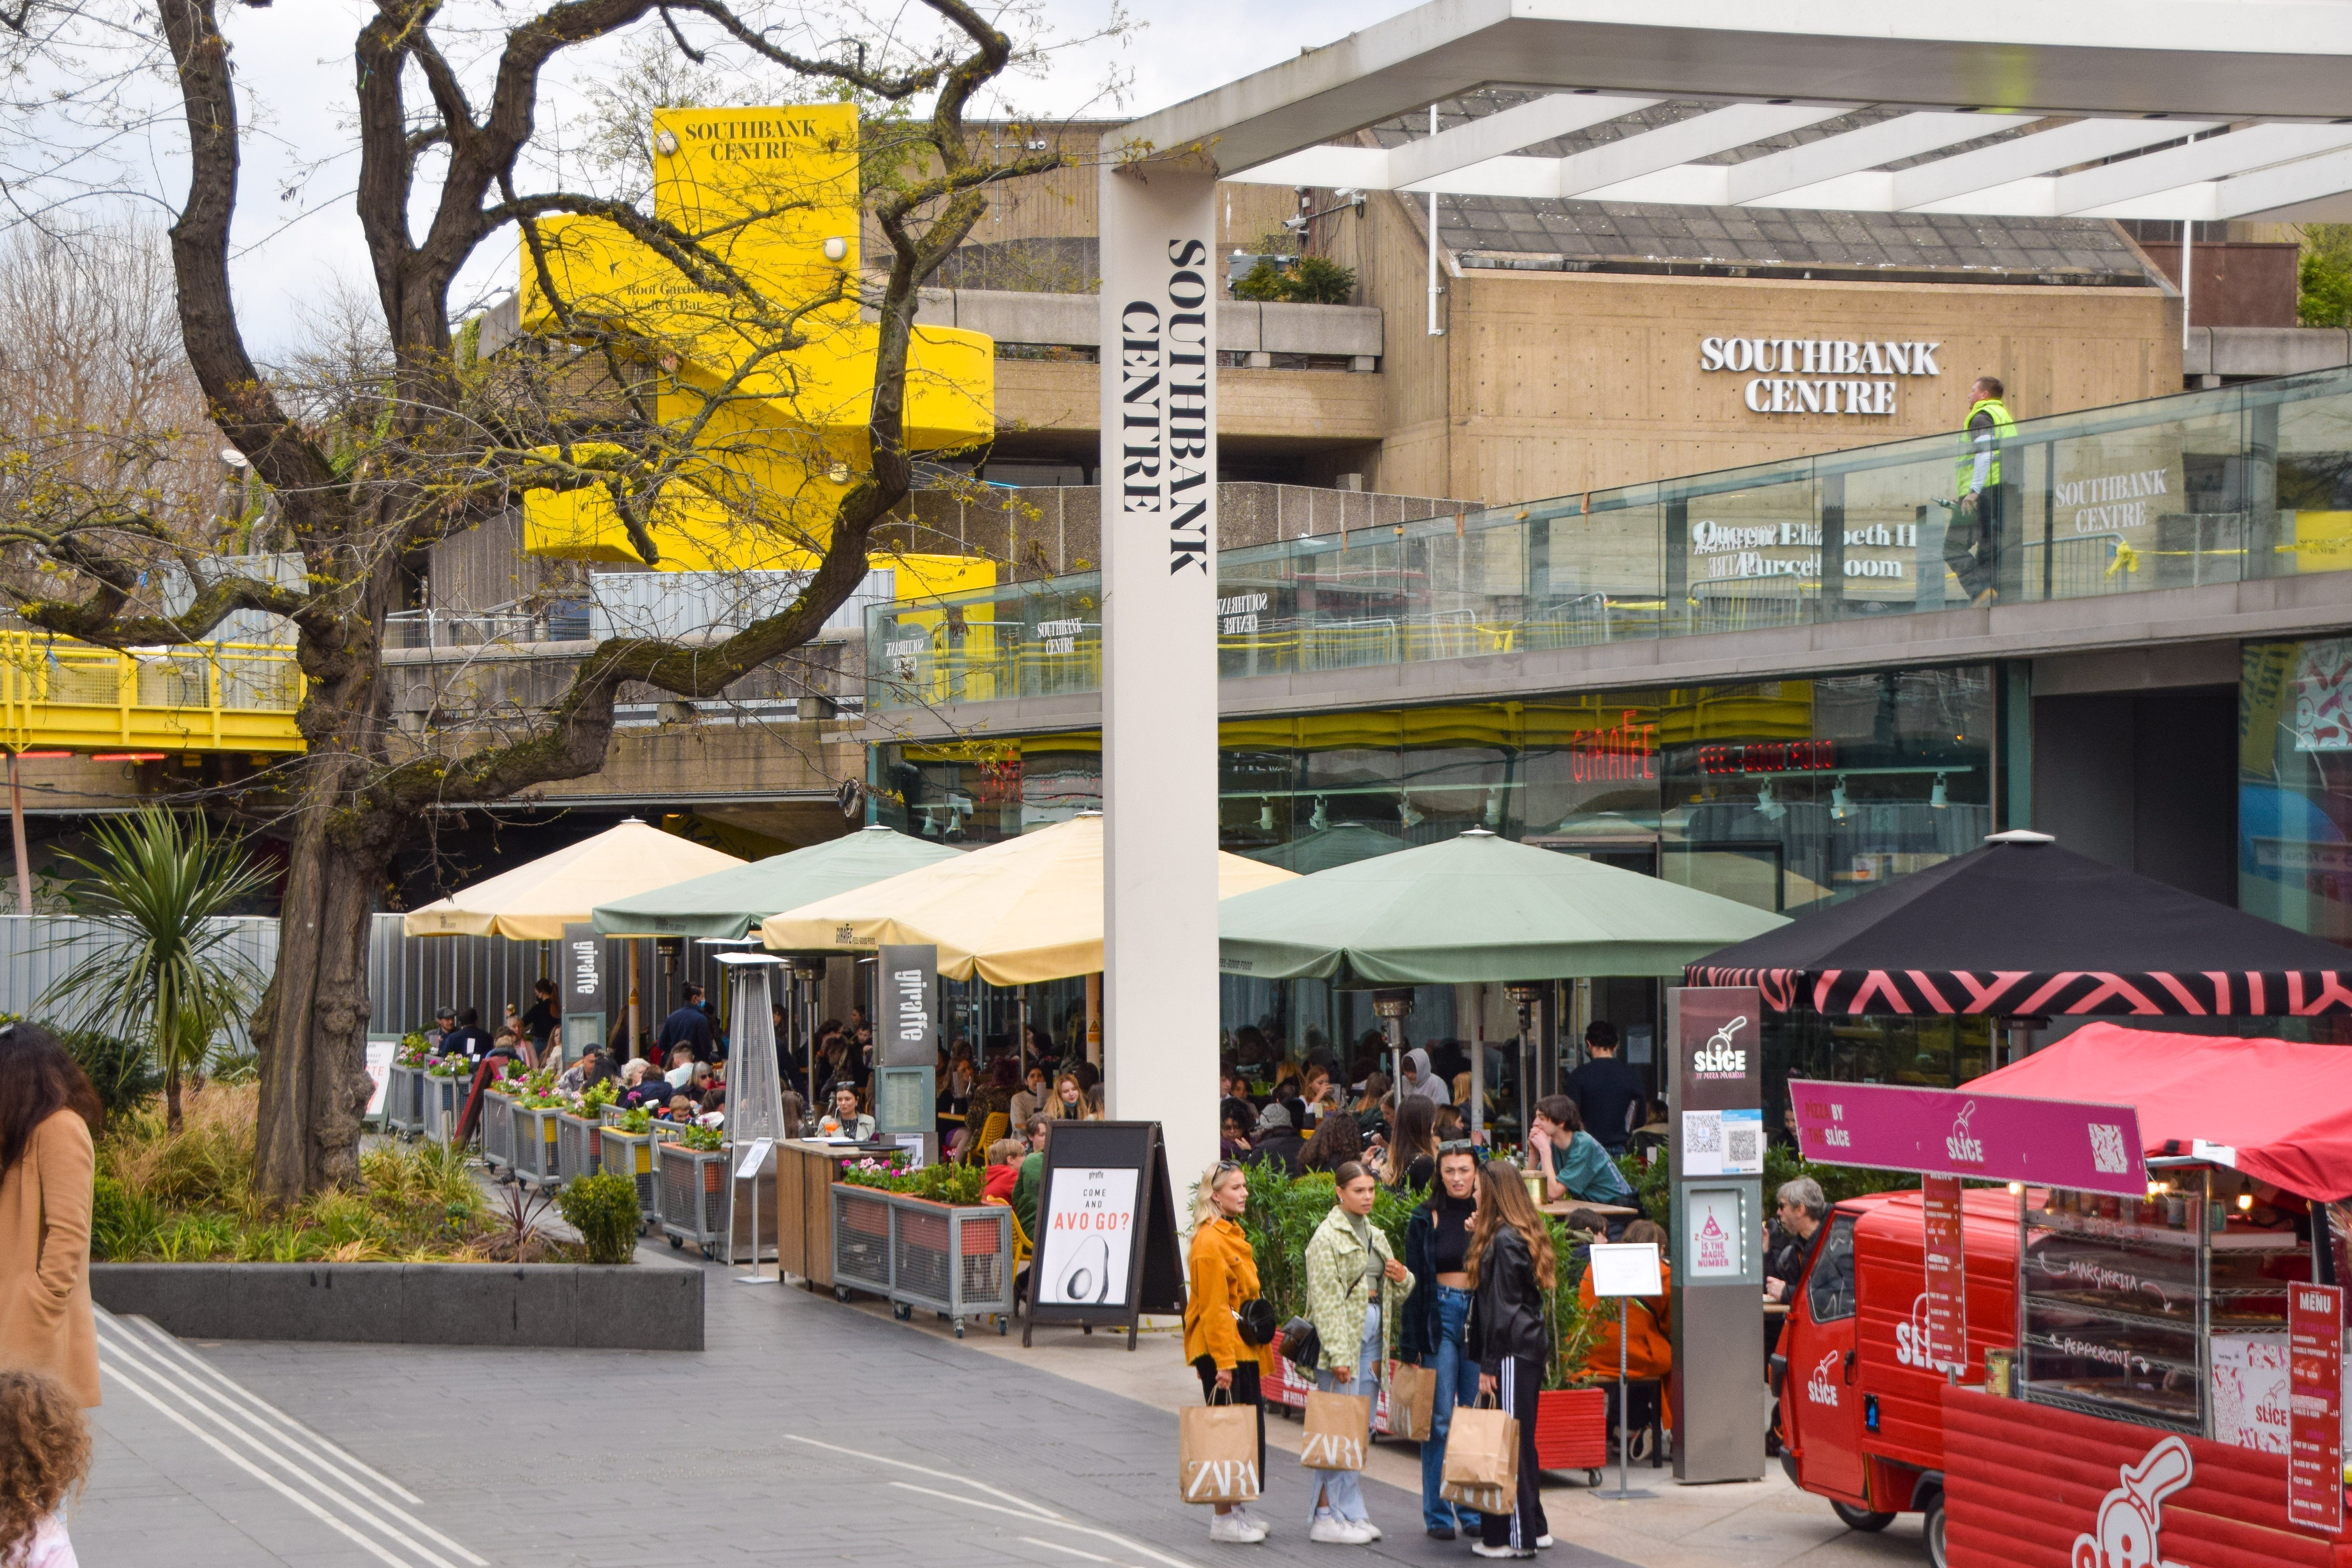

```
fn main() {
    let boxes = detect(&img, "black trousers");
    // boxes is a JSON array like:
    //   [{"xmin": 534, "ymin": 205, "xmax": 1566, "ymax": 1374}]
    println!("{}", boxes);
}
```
[
  {"xmin": 1481, "ymin": 1354, "xmax": 1548, "ymax": 1551},
  {"xmin": 1193, "ymin": 1355, "xmax": 1267, "ymax": 1478},
  {"xmin": 1944, "ymin": 485, "xmax": 2001, "ymax": 600}
]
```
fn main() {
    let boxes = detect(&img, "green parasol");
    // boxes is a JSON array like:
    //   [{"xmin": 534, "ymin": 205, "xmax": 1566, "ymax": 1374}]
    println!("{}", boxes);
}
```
[
  {"xmin": 1218, "ymin": 827, "xmax": 1790, "ymax": 984},
  {"xmin": 590, "ymin": 824, "xmax": 961, "ymax": 939}
]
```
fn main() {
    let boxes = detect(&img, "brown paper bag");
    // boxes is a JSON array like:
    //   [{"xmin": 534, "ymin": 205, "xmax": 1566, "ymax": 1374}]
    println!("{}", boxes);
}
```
[
  {"xmin": 1179, "ymin": 1400, "xmax": 1262, "ymax": 1505},
  {"xmin": 1387, "ymin": 1361, "xmax": 1436, "ymax": 1442},
  {"xmin": 1440, "ymin": 1402, "xmax": 1519, "ymax": 1517},
  {"xmin": 1300, "ymin": 1389, "xmax": 1371, "ymax": 1471}
]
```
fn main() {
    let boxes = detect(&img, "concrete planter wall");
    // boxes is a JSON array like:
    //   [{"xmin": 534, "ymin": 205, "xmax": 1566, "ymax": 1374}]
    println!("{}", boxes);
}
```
[{"xmin": 92, "ymin": 1259, "xmax": 702, "ymax": 1350}]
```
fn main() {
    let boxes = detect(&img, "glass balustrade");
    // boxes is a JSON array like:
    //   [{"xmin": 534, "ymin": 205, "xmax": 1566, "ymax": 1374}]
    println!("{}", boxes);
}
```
[{"xmin": 869, "ymin": 367, "xmax": 2352, "ymax": 711}]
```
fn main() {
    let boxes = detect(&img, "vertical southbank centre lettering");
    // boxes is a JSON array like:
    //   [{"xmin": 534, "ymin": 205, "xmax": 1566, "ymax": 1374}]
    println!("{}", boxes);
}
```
[{"xmin": 1120, "ymin": 240, "xmax": 1211, "ymax": 574}]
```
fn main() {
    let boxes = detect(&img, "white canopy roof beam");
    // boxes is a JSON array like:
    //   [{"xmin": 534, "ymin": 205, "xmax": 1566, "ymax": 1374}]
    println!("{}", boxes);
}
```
[
  {"xmin": 1890, "ymin": 116, "xmax": 2223, "ymax": 209},
  {"xmin": 1388, "ymin": 93, "xmax": 1657, "ymax": 188},
  {"xmin": 1550, "ymin": 101, "xmax": 1847, "ymax": 198},
  {"xmin": 2056, "ymin": 123, "xmax": 2352, "ymax": 212},
  {"xmin": 1722, "ymin": 112, "xmax": 2011, "ymax": 204}
]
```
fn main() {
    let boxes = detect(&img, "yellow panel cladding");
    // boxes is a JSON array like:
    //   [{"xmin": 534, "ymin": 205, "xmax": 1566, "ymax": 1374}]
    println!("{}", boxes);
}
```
[{"xmin": 515, "ymin": 103, "xmax": 994, "ymax": 575}]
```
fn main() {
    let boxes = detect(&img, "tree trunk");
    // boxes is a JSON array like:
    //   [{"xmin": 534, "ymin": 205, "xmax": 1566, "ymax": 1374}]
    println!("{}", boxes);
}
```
[
  {"xmin": 165, "ymin": 1061, "xmax": 182, "ymax": 1135},
  {"xmin": 249, "ymin": 562, "xmax": 397, "ymax": 1204}
]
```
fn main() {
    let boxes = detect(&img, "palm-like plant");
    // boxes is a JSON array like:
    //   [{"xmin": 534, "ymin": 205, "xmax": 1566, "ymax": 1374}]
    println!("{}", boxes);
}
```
[{"xmin": 42, "ymin": 810, "xmax": 268, "ymax": 1133}]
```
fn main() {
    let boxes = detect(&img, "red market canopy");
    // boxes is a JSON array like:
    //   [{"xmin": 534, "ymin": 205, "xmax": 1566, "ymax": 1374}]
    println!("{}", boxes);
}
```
[
  {"xmin": 1971, "ymin": 1022, "xmax": 2352, "ymax": 1200},
  {"xmin": 1687, "ymin": 831, "xmax": 2352, "ymax": 1017}
]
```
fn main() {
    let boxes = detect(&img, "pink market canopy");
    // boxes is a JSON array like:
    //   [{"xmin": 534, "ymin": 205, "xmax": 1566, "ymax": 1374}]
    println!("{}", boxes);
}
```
[{"xmin": 1687, "ymin": 831, "xmax": 2352, "ymax": 1017}]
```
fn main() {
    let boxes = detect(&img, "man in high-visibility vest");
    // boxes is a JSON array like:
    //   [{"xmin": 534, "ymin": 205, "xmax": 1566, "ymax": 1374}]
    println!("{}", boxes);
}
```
[{"xmin": 1948, "ymin": 375, "xmax": 2015, "ymax": 608}]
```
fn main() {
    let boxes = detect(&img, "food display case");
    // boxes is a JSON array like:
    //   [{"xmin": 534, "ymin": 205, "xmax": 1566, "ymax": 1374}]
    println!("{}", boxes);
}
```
[{"xmin": 2019, "ymin": 1166, "xmax": 2299, "ymax": 1446}]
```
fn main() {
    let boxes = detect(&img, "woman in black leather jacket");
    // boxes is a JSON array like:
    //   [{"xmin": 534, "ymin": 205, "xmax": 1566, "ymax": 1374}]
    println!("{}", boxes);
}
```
[{"xmin": 1464, "ymin": 1161, "xmax": 1556, "ymax": 1559}]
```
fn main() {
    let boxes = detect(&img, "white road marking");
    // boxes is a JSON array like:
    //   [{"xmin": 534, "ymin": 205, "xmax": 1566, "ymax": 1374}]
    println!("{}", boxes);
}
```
[
  {"xmin": 1020, "ymin": 1535, "xmax": 1152, "ymax": 1568},
  {"xmin": 109, "ymin": 1312, "xmax": 423, "ymax": 1503},
  {"xmin": 99, "ymin": 1354, "xmax": 420, "ymax": 1568},
  {"xmin": 784, "ymin": 1431, "xmax": 1071, "ymax": 1521},
  {"xmin": 96, "ymin": 1317, "xmax": 485, "ymax": 1568},
  {"xmin": 888, "ymin": 1480, "xmax": 1211, "ymax": 1568}
]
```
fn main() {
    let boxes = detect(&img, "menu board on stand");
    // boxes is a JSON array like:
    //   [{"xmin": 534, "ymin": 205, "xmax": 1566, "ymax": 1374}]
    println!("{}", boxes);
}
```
[{"xmin": 2290, "ymin": 1282, "xmax": 2344, "ymax": 1535}]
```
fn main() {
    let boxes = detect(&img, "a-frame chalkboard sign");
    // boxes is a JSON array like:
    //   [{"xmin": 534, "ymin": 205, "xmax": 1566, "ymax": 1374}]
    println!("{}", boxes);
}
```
[{"xmin": 1023, "ymin": 1120, "xmax": 1186, "ymax": 1350}]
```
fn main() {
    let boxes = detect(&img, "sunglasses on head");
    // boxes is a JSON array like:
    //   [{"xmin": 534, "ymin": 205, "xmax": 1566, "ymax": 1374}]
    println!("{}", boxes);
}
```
[{"xmin": 1436, "ymin": 1139, "xmax": 1480, "ymax": 1155}]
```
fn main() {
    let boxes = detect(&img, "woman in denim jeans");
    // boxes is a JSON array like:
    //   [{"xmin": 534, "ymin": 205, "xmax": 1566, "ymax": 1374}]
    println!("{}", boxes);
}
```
[
  {"xmin": 1397, "ymin": 1144, "xmax": 1483, "ymax": 1539},
  {"xmin": 1301, "ymin": 1161, "xmax": 1413, "ymax": 1544}
]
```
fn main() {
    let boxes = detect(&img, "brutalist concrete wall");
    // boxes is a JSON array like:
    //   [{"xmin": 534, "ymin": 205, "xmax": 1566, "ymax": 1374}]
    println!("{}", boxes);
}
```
[{"xmin": 93, "ymin": 1261, "xmax": 704, "ymax": 1350}]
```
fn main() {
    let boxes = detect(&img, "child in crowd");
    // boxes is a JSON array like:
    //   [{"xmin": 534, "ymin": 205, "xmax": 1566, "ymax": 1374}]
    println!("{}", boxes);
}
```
[
  {"xmin": 0, "ymin": 1371, "xmax": 88, "ymax": 1567},
  {"xmin": 981, "ymin": 1138, "xmax": 1027, "ymax": 1202}
]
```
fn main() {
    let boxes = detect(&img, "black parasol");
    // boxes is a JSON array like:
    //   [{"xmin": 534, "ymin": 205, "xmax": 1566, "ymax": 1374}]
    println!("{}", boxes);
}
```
[{"xmin": 1687, "ymin": 831, "xmax": 2352, "ymax": 1016}]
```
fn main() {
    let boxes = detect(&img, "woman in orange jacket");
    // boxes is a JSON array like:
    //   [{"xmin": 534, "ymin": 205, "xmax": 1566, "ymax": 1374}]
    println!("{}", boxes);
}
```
[
  {"xmin": 1578, "ymin": 1217, "xmax": 1673, "ymax": 1453},
  {"xmin": 1184, "ymin": 1160, "xmax": 1272, "ymax": 1545}
]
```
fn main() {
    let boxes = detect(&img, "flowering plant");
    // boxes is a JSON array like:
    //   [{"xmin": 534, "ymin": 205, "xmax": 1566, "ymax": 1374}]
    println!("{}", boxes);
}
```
[
  {"xmin": 838, "ymin": 1152, "xmax": 913, "ymax": 1190},
  {"xmin": 675, "ymin": 1122, "xmax": 725, "ymax": 1152},
  {"xmin": 395, "ymin": 1032, "xmax": 431, "ymax": 1068}
]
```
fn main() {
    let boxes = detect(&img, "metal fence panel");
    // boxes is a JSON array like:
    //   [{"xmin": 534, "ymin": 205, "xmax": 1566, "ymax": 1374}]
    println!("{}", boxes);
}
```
[
  {"xmin": 0, "ymin": 914, "xmax": 277, "ymax": 1048},
  {"xmin": 365, "ymin": 914, "xmax": 732, "ymax": 1041}
]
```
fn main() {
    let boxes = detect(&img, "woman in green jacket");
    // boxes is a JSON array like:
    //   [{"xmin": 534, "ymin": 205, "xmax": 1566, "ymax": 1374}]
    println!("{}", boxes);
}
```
[{"xmin": 1299, "ymin": 1161, "xmax": 1413, "ymax": 1545}]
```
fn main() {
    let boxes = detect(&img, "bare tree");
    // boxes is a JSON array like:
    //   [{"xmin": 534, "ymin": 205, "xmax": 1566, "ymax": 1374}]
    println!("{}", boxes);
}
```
[{"xmin": 0, "ymin": 0, "xmax": 1084, "ymax": 1201}]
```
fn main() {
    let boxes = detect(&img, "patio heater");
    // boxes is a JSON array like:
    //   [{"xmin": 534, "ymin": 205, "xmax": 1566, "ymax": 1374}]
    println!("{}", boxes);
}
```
[
  {"xmin": 1373, "ymin": 988, "xmax": 1413, "ymax": 1114},
  {"xmin": 788, "ymin": 955, "xmax": 826, "ymax": 1119},
  {"xmin": 1506, "ymin": 982, "xmax": 1543, "ymax": 1143}
]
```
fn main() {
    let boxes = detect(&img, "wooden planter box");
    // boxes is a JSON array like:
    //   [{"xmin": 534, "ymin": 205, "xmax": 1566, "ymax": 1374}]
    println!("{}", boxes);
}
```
[{"xmin": 1533, "ymin": 1386, "xmax": 1609, "ymax": 1479}]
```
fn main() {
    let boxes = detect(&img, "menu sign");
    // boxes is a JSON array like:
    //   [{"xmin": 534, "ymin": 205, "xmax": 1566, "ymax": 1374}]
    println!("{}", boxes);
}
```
[
  {"xmin": 2289, "ymin": 1283, "xmax": 2344, "ymax": 1535},
  {"xmin": 1921, "ymin": 1175, "xmax": 1967, "ymax": 1376}
]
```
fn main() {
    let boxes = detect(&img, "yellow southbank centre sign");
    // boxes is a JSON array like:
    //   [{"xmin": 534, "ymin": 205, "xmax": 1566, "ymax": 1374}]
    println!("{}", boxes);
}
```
[{"xmin": 518, "ymin": 104, "xmax": 995, "ymax": 584}]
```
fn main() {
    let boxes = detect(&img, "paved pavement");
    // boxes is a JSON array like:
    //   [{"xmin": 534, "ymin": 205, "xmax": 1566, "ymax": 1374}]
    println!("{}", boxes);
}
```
[{"xmin": 72, "ymin": 1244, "xmax": 1934, "ymax": 1568}]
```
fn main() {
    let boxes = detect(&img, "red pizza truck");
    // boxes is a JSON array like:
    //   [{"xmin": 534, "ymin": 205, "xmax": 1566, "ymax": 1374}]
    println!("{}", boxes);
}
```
[
  {"xmin": 1773, "ymin": 1186, "xmax": 2020, "ymax": 1568},
  {"xmin": 1777, "ymin": 1024, "xmax": 2352, "ymax": 1568}
]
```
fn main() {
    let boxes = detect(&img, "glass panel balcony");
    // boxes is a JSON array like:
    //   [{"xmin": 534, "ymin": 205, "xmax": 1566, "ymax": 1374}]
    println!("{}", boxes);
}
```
[{"xmin": 868, "ymin": 368, "xmax": 2352, "ymax": 711}]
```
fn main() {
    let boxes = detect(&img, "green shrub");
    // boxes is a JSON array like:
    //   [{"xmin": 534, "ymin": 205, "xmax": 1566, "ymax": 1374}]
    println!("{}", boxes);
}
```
[
  {"xmin": 907, "ymin": 1161, "xmax": 983, "ymax": 1206},
  {"xmin": 2301, "ymin": 224, "xmax": 2352, "ymax": 328},
  {"xmin": 1233, "ymin": 258, "xmax": 1295, "ymax": 302},
  {"xmin": 91, "ymin": 1174, "xmax": 160, "ymax": 1261},
  {"xmin": 1288, "ymin": 256, "xmax": 1357, "ymax": 304},
  {"xmin": 557, "ymin": 1172, "xmax": 643, "ymax": 1265},
  {"xmin": 63, "ymin": 1030, "xmax": 161, "ymax": 1124}
]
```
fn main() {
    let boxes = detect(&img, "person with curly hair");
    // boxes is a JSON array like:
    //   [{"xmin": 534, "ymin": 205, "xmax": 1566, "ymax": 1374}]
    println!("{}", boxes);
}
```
[
  {"xmin": 1299, "ymin": 1110, "xmax": 1364, "ymax": 1173},
  {"xmin": 0, "ymin": 1370, "xmax": 88, "ymax": 1565},
  {"xmin": 0, "ymin": 1027, "xmax": 99, "ymax": 1412}
]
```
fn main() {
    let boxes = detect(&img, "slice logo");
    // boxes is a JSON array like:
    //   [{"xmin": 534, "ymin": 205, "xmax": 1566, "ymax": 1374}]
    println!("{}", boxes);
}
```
[
  {"xmin": 1945, "ymin": 1101, "xmax": 1986, "ymax": 1166},
  {"xmin": 1806, "ymin": 1348, "xmax": 1841, "ymax": 1407},
  {"xmin": 2071, "ymin": 1436, "xmax": 2192, "ymax": 1568},
  {"xmin": 1892, "ymin": 1290, "xmax": 1960, "ymax": 1372},
  {"xmin": 1691, "ymin": 1015, "xmax": 1749, "ymax": 1077}
]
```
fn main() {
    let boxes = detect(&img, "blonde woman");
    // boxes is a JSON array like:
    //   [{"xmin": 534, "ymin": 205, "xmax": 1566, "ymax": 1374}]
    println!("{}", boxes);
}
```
[
  {"xmin": 1300, "ymin": 1161, "xmax": 1413, "ymax": 1545},
  {"xmin": 1183, "ymin": 1162, "xmax": 1270, "ymax": 1545}
]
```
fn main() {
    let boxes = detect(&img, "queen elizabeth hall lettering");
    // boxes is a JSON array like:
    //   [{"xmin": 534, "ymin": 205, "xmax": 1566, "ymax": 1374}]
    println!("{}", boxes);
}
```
[{"xmin": 1119, "ymin": 243, "xmax": 1212, "ymax": 573}]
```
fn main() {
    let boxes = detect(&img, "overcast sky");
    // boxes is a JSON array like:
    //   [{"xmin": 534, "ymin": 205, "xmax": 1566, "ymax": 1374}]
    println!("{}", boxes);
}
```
[{"xmin": 157, "ymin": 0, "xmax": 1369, "ymax": 356}]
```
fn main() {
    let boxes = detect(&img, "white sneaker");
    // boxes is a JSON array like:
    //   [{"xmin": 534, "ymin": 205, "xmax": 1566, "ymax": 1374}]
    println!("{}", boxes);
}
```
[
  {"xmin": 1211, "ymin": 1512, "xmax": 1268, "ymax": 1544},
  {"xmin": 1535, "ymin": 1536, "xmax": 1554, "ymax": 1549},
  {"xmin": 1234, "ymin": 1505, "xmax": 1271, "ymax": 1538},
  {"xmin": 1359, "ymin": 1522, "xmax": 1383, "ymax": 1541},
  {"xmin": 1471, "ymin": 1544, "xmax": 1534, "ymax": 1560},
  {"xmin": 1309, "ymin": 1517, "xmax": 1375, "ymax": 1545}
]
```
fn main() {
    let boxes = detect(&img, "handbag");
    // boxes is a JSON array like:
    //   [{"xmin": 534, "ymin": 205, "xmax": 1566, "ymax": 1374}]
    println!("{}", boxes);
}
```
[
  {"xmin": 1236, "ymin": 1296, "xmax": 1277, "ymax": 1347},
  {"xmin": 1179, "ymin": 1390, "xmax": 1262, "ymax": 1505},
  {"xmin": 1278, "ymin": 1315, "xmax": 1322, "ymax": 1372}
]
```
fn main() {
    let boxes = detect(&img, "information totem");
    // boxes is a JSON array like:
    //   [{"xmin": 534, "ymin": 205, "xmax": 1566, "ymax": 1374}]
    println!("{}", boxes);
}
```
[
  {"xmin": 560, "ymin": 922, "xmax": 606, "ymax": 1054},
  {"xmin": 1667, "ymin": 985, "xmax": 1765, "ymax": 1483},
  {"xmin": 876, "ymin": 944, "xmax": 939, "ymax": 1165}
]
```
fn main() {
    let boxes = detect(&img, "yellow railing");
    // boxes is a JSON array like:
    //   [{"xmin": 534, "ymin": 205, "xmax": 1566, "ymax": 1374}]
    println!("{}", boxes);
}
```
[{"xmin": 0, "ymin": 634, "xmax": 305, "ymax": 753}]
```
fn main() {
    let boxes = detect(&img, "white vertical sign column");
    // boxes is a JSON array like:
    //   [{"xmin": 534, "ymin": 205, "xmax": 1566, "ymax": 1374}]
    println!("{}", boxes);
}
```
[{"xmin": 1099, "ymin": 155, "xmax": 1219, "ymax": 1195}]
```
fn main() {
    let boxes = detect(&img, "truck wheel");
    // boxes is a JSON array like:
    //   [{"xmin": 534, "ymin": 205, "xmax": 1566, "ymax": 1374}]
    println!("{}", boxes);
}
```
[
  {"xmin": 1830, "ymin": 1502, "xmax": 1895, "ymax": 1533},
  {"xmin": 1922, "ymin": 1492, "xmax": 1947, "ymax": 1568}
]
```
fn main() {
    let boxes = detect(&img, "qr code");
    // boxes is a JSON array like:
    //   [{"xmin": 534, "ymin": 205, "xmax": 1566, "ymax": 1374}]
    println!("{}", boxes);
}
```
[
  {"xmin": 1687, "ymin": 1115, "xmax": 1721, "ymax": 1153},
  {"xmin": 2087, "ymin": 1122, "xmax": 2129, "ymax": 1175},
  {"xmin": 1727, "ymin": 1126, "xmax": 1760, "ymax": 1167}
]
